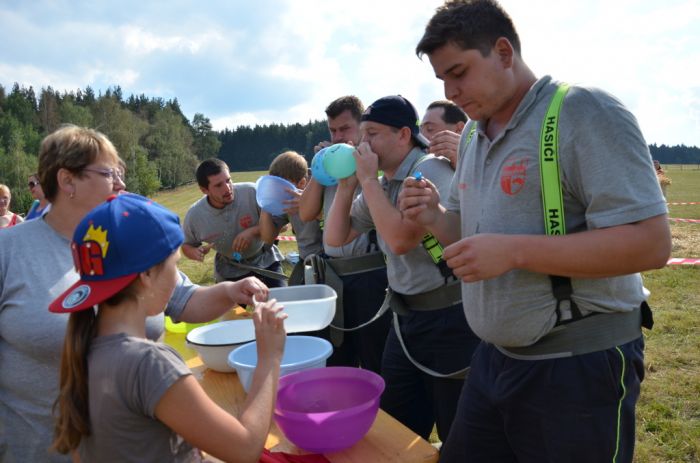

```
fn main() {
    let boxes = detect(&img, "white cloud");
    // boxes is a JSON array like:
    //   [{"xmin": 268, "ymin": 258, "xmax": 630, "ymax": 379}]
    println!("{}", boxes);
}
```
[
  {"xmin": 0, "ymin": 0, "xmax": 698, "ymax": 146},
  {"xmin": 0, "ymin": 63, "xmax": 82, "ymax": 93},
  {"xmin": 121, "ymin": 25, "xmax": 225, "ymax": 55}
]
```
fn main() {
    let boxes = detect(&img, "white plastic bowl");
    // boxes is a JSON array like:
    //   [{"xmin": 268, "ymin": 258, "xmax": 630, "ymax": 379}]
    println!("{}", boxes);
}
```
[
  {"xmin": 269, "ymin": 284, "xmax": 337, "ymax": 333},
  {"xmin": 186, "ymin": 319, "xmax": 256, "ymax": 372},
  {"xmin": 228, "ymin": 335, "xmax": 333, "ymax": 392}
]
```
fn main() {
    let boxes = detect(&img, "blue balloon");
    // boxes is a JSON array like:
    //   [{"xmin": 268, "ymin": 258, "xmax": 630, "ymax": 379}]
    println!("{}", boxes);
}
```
[{"xmin": 311, "ymin": 148, "xmax": 338, "ymax": 187}]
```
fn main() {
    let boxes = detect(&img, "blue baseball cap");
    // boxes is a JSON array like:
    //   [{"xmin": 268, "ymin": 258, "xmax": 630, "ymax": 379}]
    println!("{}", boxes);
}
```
[
  {"xmin": 361, "ymin": 95, "xmax": 430, "ymax": 149},
  {"xmin": 50, "ymin": 193, "xmax": 184, "ymax": 313}
]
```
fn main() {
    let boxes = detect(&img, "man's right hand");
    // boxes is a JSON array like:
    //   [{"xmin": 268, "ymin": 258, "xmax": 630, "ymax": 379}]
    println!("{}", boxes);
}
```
[
  {"xmin": 398, "ymin": 176, "xmax": 443, "ymax": 226},
  {"xmin": 429, "ymin": 130, "xmax": 461, "ymax": 169},
  {"xmin": 182, "ymin": 243, "xmax": 213, "ymax": 262},
  {"xmin": 313, "ymin": 141, "xmax": 331, "ymax": 153}
]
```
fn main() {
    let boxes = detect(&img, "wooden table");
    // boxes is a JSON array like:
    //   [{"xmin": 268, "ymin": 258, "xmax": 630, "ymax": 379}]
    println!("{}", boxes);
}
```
[{"xmin": 164, "ymin": 322, "xmax": 438, "ymax": 462}]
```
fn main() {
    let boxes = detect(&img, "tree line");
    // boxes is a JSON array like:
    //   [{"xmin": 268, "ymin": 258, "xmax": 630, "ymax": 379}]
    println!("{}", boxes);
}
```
[
  {"xmin": 648, "ymin": 144, "xmax": 700, "ymax": 165},
  {"xmin": 219, "ymin": 121, "xmax": 328, "ymax": 172},
  {"xmin": 2, "ymin": 82, "xmax": 698, "ymax": 215},
  {"xmin": 0, "ymin": 83, "xmax": 221, "ymax": 213}
]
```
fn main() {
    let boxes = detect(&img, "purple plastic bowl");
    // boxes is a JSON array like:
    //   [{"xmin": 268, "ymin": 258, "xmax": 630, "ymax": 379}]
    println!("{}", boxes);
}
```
[{"xmin": 274, "ymin": 367, "xmax": 385, "ymax": 453}]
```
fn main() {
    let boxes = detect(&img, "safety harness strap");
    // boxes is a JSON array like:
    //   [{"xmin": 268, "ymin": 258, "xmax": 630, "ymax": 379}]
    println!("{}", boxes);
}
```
[
  {"xmin": 497, "ymin": 304, "xmax": 644, "ymax": 360},
  {"xmin": 389, "ymin": 280, "xmax": 462, "ymax": 314},
  {"xmin": 409, "ymin": 154, "xmax": 455, "ymax": 281},
  {"xmin": 499, "ymin": 84, "xmax": 651, "ymax": 359},
  {"xmin": 538, "ymin": 84, "xmax": 585, "ymax": 325},
  {"xmin": 325, "ymin": 251, "xmax": 386, "ymax": 276},
  {"xmin": 385, "ymin": 281, "xmax": 468, "ymax": 379},
  {"xmin": 393, "ymin": 312, "xmax": 470, "ymax": 379},
  {"xmin": 229, "ymin": 260, "xmax": 289, "ymax": 281}
]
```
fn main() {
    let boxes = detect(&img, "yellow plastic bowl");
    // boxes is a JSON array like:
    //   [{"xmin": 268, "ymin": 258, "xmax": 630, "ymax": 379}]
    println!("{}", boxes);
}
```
[{"xmin": 164, "ymin": 315, "xmax": 213, "ymax": 334}]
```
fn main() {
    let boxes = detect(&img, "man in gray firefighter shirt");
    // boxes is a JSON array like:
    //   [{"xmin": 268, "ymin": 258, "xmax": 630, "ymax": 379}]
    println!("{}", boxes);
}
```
[{"xmin": 182, "ymin": 158, "xmax": 285, "ymax": 288}]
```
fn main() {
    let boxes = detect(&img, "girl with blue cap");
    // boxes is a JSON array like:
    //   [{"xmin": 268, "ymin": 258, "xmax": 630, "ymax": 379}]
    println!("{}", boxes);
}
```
[{"xmin": 50, "ymin": 193, "xmax": 287, "ymax": 462}]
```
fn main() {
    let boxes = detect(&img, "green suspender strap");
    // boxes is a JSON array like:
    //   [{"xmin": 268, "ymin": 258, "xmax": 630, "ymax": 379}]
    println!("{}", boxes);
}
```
[
  {"xmin": 499, "ymin": 83, "xmax": 652, "ymax": 361},
  {"xmin": 538, "ymin": 84, "xmax": 652, "ymax": 330},
  {"xmin": 420, "ymin": 124, "xmax": 474, "ymax": 281},
  {"xmin": 465, "ymin": 121, "xmax": 477, "ymax": 146},
  {"xmin": 540, "ymin": 85, "xmax": 569, "ymax": 236},
  {"xmin": 539, "ymin": 84, "xmax": 585, "ymax": 324}
]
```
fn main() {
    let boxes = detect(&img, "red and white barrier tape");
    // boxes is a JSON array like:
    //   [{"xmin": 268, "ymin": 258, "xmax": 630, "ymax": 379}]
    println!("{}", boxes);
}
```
[
  {"xmin": 276, "ymin": 235, "xmax": 297, "ymax": 241},
  {"xmin": 669, "ymin": 218, "xmax": 700, "ymax": 224},
  {"xmin": 668, "ymin": 202, "xmax": 700, "ymax": 205},
  {"xmin": 667, "ymin": 258, "xmax": 700, "ymax": 266}
]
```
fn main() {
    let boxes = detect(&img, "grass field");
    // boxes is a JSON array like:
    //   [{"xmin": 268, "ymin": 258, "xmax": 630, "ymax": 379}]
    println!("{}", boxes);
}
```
[{"xmin": 154, "ymin": 167, "xmax": 700, "ymax": 462}]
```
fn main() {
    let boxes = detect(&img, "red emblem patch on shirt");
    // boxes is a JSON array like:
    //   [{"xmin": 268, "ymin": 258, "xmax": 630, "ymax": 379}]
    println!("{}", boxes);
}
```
[
  {"xmin": 500, "ymin": 157, "xmax": 528, "ymax": 196},
  {"xmin": 458, "ymin": 182, "xmax": 468, "ymax": 190},
  {"xmin": 239, "ymin": 214, "xmax": 253, "ymax": 228}
]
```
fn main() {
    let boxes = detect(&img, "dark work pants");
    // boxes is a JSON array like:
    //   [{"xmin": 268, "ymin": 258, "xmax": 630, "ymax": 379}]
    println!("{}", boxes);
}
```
[
  {"xmin": 307, "ymin": 267, "xmax": 389, "ymax": 375},
  {"xmin": 439, "ymin": 337, "xmax": 645, "ymax": 463},
  {"xmin": 380, "ymin": 303, "xmax": 480, "ymax": 442}
]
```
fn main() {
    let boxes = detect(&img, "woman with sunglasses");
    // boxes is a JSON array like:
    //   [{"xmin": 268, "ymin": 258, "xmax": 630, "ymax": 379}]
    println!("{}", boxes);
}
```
[
  {"xmin": 0, "ymin": 183, "xmax": 24, "ymax": 229},
  {"xmin": 25, "ymin": 173, "xmax": 51, "ymax": 220}
]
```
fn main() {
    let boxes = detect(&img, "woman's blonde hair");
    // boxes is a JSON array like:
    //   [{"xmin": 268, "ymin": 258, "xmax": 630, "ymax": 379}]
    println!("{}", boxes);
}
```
[{"xmin": 38, "ymin": 125, "xmax": 120, "ymax": 202}]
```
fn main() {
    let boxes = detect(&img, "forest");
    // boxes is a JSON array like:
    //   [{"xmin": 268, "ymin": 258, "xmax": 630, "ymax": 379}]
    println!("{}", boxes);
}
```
[{"xmin": 1, "ymin": 82, "xmax": 698, "ymax": 214}]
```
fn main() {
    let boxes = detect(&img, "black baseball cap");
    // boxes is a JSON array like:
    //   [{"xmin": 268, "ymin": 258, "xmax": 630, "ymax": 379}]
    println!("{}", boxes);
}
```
[{"xmin": 361, "ymin": 95, "xmax": 430, "ymax": 149}]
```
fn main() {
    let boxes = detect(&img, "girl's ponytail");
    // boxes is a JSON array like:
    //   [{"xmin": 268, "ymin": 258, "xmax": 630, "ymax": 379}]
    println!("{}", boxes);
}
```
[{"xmin": 52, "ymin": 308, "xmax": 97, "ymax": 454}]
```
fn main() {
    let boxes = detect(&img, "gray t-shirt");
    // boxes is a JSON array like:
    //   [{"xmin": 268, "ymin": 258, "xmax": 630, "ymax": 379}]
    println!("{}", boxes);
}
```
[
  {"xmin": 446, "ymin": 76, "xmax": 668, "ymax": 347},
  {"xmin": 0, "ymin": 218, "xmax": 195, "ymax": 462},
  {"xmin": 351, "ymin": 148, "xmax": 454, "ymax": 294},
  {"xmin": 321, "ymin": 185, "xmax": 376, "ymax": 257},
  {"xmin": 183, "ymin": 184, "xmax": 281, "ymax": 281},
  {"xmin": 270, "ymin": 213, "xmax": 323, "ymax": 260},
  {"xmin": 79, "ymin": 334, "xmax": 200, "ymax": 462}
]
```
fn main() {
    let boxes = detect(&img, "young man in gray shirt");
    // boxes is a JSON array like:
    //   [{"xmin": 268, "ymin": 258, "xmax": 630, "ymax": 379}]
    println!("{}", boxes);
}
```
[
  {"xmin": 400, "ymin": 1, "xmax": 671, "ymax": 461},
  {"xmin": 182, "ymin": 158, "xmax": 285, "ymax": 288}
]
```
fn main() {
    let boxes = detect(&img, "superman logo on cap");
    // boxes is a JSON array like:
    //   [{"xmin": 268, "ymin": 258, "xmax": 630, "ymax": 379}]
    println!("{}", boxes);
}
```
[{"xmin": 72, "ymin": 224, "xmax": 110, "ymax": 277}]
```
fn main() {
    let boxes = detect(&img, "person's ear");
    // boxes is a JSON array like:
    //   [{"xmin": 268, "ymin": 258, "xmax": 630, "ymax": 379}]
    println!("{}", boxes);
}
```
[
  {"xmin": 455, "ymin": 121, "xmax": 466, "ymax": 134},
  {"xmin": 400, "ymin": 127, "xmax": 413, "ymax": 145},
  {"xmin": 494, "ymin": 37, "xmax": 514, "ymax": 68},
  {"xmin": 199, "ymin": 185, "xmax": 209, "ymax": 195},
  {"xmin": 56, "ymin": 168, "xmax": 76, "ymax": 198},
  {"xmin": 138, "ymin": 270, "xmax": 153, "ymax": 289},
  {"xmin": 297, "ymin": 177, "xmax": 308, "ymax": 189}
]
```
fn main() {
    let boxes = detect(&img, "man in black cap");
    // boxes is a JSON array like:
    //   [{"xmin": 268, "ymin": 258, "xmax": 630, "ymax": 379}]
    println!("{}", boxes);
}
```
[{"xmin": 324, "ymin": 95, "xmax": 480, "ymax": 444}]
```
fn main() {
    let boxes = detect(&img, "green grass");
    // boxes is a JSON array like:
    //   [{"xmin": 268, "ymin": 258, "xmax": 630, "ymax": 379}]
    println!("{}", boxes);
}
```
[
  {"xmin": 664, "ymin": 166, "xmax": 700, "ymax": 220},
  {"xmin": 155, "ymin": 169, "xmax": 700, "ymax": 462}
]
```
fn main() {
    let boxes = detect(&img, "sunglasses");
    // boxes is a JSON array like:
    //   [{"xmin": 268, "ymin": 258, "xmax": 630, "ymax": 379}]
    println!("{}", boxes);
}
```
[{"xmin": 28, "ymin": 181, "xmax": 40, "ymax": 189}]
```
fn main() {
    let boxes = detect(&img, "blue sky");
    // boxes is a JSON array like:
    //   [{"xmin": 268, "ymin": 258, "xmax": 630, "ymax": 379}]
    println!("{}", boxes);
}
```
[{"xmin": 1, "ymin": 0, "xmax": 698, "ymax": 147}]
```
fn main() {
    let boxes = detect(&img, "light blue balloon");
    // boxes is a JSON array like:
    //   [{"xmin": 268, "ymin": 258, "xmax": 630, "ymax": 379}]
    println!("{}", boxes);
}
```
[
  {"xmin": 310, "ymin": 148, "xmax": 338, "ymax": 187},
  {"xmin": 323, "ymin": 143, "xmax": 356, "ymax": 179}
]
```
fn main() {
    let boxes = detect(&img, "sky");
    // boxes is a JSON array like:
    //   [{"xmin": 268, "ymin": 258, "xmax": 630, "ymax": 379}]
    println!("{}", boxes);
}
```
[{"xmin": 1, "ymin": 0, "xmax": 698, "ymax": 147}]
